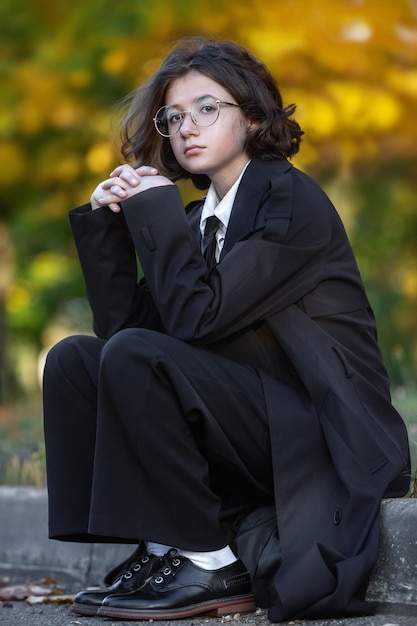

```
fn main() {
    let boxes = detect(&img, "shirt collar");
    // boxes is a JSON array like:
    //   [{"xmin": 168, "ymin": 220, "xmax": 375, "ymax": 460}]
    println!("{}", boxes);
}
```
[{"xmin": 199, "ymin": 161, "xmax": 250, "ymax": 236}]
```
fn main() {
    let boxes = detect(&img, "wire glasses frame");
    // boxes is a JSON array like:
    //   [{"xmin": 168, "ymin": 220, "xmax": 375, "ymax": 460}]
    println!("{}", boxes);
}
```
[{"xmin": 153, "ymin": 95, "xmax": 242, "ymax": 137}]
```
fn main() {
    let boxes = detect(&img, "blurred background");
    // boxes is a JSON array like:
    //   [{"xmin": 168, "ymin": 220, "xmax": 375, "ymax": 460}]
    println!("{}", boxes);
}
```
[{"xmin": 1, "ymin": 0, "xmax": 417, "ymax": 486}]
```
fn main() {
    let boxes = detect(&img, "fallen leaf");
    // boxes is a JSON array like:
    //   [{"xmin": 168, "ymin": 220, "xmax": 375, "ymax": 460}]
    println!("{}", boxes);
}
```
[
  {"xmin": 0, "ymin": 578, "xmax": 65, "ymax": 601},
  {"xmin": 26, "ymin": 594, "xmax": 75, "ymax": 605}
]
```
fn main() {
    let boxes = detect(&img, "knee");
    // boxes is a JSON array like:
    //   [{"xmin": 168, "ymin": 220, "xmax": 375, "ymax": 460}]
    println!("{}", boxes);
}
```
[
  {"xmin": 101, "ymin": 328, "xmax": 150, "ymax": 357},
  {"xmin": 100, "ymin": 328, "xmax": 164, "ymax": 370},
  {"xmin": 45, "ymin": 335, "xmax": 82, "ymax": 368},
  {"xmin": 44, "ymin": 335, "xmax": 98, "ymax": 381}
]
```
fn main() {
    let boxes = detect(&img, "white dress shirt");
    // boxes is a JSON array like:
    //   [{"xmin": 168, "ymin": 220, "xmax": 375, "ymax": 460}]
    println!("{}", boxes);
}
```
[{"xmin": 199, "ymin": 162, "xmax": 250, "ymax": 262}]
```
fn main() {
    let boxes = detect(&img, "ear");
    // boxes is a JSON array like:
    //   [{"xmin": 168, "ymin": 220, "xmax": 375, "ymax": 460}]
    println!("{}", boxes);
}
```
[{"xmin": 247, "ymin": 120, "xmax": 260, "ymax": 132}]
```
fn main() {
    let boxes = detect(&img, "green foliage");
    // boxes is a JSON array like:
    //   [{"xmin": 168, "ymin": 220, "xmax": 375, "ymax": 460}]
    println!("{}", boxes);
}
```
[
  {"xmin": 0, "ymin": 401, "xmax": 45, "ymax": 485},
  {"xmin": 348, "ymin": 165, "xmax": 417, "ymax": 384}
]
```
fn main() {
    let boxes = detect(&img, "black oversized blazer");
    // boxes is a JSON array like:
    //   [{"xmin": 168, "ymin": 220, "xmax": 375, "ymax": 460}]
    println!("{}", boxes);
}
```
[{"xmin": 69, "ymin": 158, "xmax": 410, "ymax": 622}]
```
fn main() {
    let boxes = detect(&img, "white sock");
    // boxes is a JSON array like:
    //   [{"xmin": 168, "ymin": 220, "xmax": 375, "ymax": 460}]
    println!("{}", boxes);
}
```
[
  {"xmin": 146, "ymin": 541, "xmax": 173, "ymax": 556},
  {"xmin": 178, "ymin": 545, "xmax": 237, "ymax": 570}
]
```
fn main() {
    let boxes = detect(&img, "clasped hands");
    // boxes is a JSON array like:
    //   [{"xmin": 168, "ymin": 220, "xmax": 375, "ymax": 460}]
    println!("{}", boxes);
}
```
[{"xmin": 91, "ymin": 165, "xmax": 173, "ymax": 213}]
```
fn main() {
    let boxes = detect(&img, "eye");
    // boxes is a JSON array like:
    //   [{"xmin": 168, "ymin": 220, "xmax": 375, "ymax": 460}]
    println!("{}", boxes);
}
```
[
  {"xmin": 199, "ymin": 103, "xmax": 217, "ymax": 115},
  {"xmin": 168, "ymin": 112, "xmax": 183, "ymax": 125}
]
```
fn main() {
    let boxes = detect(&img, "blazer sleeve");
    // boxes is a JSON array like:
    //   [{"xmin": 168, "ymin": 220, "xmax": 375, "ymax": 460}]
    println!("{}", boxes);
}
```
[
  {"xmin": 119, "ymin": 172, "xmax": 345, "ymax": 345},
  {"xmin": 69, "ymin": 204, "xmax": 163, "ymax": 338}
]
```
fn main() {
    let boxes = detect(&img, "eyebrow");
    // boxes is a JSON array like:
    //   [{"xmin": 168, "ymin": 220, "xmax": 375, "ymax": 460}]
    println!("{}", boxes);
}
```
[{"xmin": 164, "ymin": 94, "xmax": 218, "ymax": 108}]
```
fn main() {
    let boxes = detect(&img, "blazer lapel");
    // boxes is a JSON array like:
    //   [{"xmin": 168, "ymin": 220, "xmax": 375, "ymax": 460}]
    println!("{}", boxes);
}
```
[
  {"xmin": 220, "ymin": 159, "xmax": 292, "ymax": 259},
  {"xmin": 185, "ymin": 199, "xmax": 206, "ymax": 242}
]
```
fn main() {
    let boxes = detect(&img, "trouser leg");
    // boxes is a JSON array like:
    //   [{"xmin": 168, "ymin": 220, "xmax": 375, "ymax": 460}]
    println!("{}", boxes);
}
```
[
  {"xmin": 89, "ymin": 328, "xmax": 274, "ymax": 551},
  {"xmin": 43, "ymin": 334, "xmax": 106, "ymax": 540}
]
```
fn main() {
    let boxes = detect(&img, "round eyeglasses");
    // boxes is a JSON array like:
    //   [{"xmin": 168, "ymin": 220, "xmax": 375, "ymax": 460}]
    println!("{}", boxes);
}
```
[{"xmin": 153, "ymin": 95, "xmax": 242, "ymax": 137}]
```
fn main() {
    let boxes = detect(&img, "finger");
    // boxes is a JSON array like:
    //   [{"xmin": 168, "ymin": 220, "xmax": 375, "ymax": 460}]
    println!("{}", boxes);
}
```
[
  {"xmin": 98, "ymin": 191, "xmax": 125, "ymax": 206},
  {"xmin": 101, "ymin": 177, "xmax": 130, "ymax": 192},
  {"xmin": 91, "ymin": 178, "xmax": 126, "ymax": 209},
  {"xmin": 110, "ymin": 165, "xmax": 140, "ymax": 186},
  {"xmin": 109, "ymin": 184, "xmax": 128, "ymax": 198},
  {"xmin": 135, "ymin": 165, "xmax": 158, "ymax": 176},
  {"xmin": 100, "ymin": 181, "xmax": 129, "ymax": 199},
  {"xmin": 97, "ymin": 196, "xmax": 122, "ymax": 212},
  {"xmin": 110, "ymin": 164, "xmax": 136, "ymax": 177},
  {"xmin": 91, "ymin": 194, "xmax": 122, "ymax": 212}
]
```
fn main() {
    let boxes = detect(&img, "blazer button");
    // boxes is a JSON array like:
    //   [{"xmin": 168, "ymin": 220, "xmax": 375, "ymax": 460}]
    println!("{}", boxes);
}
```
[{"xmin": 333, "ymin": 509, "xmax": 343, "ymax": 525}]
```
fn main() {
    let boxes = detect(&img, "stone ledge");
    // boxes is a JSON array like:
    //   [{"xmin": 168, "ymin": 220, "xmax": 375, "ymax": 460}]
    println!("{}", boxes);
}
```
[
  {"xmin": 0, "ymin": 487, "xmax": 416, "ymax": 605},
  {"xmin": 366, "ymin": 498, "xmax": 417, "ymax": 605}
]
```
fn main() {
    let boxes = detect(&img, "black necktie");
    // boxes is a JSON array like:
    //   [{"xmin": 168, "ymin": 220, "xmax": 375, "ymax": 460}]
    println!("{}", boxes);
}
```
[{"xmin": 202, "ymin": 215, "xmax": 221, "ymax": 270}]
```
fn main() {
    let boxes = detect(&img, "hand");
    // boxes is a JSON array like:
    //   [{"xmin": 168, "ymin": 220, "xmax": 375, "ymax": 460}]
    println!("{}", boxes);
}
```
[{"xmin": 90, "ymin": 165, "xmax": 173, "ymax": 213}]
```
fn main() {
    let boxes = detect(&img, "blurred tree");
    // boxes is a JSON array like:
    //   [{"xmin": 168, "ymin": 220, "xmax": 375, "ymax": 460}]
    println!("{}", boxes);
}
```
[{"xmin": 0, "ymin": 0, "xmax": 416, "ymax": 400}]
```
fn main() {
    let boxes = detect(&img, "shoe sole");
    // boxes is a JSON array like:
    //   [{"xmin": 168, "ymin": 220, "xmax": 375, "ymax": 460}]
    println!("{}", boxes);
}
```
[
  {"xmin": 97, "ymin": 594, "xmax": 256, "ymax": 620},
  {"xmin": 71, "ymin": 602, "xmax": 99, "ymax": 616}
]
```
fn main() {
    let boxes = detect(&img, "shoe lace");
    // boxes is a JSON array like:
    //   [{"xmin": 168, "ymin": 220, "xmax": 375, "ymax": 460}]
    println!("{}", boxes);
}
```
[
  {"xmin": 122, "ymin": 554, "xmax": 153, "ymax": 580},
  {"xmin": 152, "ymin": 549, "xmax": 183, "ymax": 584}
]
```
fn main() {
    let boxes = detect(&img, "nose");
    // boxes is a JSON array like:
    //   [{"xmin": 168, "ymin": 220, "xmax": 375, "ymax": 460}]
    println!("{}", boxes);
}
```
[{"xmin": 179, "ymin": 112, "xmax": 199, "ymax": 136}]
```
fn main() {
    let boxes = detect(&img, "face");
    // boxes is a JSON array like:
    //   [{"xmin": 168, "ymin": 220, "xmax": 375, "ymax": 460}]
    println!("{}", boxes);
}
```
[{"xmin": 164, "ymin": 71, "xmax": 251, "ymax": 194}]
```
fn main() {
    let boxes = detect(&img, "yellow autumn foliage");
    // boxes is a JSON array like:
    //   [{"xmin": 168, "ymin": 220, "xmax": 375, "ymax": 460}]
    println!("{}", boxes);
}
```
[
  {"xmin": 86, "ymin": 142, "xmax": 119, "ymax": 174},
  {"xmin": 30, "ymin": 252, "xmax": 72, "ymax": 287},
  {"xmin": 402, "ymin": 268, "xmax": 417, "ymax": 300},
  {"xmin": 6, "ymin": 282, "xmax": 32, "ymax": 315}
]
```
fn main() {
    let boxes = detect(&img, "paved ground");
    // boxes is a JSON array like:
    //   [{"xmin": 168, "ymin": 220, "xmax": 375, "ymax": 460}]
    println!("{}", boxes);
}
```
[{"xmin": 1, "ymin": 601, "xmax": 417, "ymax": 625}]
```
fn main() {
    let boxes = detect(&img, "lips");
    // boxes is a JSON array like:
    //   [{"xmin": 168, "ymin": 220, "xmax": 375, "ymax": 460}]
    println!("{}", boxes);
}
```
[{"xmin": 184, "ymin": 145, "xmax": 204, "ymax": 156}]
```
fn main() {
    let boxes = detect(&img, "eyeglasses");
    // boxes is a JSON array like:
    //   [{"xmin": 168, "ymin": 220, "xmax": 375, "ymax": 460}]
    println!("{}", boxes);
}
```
[{"xmin": 153, "ymin": 95, "xmax": 242, "ymax": 137}]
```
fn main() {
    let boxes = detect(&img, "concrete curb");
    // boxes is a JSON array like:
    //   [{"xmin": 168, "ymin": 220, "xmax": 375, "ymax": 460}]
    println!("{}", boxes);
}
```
[
  {"xmin": 367, "ymin": 498, "xmax": 417, "ymax": 605},
  {"xmin": 0, "ymin": 487, "xmax": 134, "ymax": 588},
  {"xmin": 0, "ymin": 487, "xmax": 416, "ymax": 606}
]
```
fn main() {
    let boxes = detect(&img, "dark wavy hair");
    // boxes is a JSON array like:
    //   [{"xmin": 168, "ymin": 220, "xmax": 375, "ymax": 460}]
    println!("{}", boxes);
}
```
[{"xmin": 119, "ymin": 37, "xmax": 304, "ymax": 189}]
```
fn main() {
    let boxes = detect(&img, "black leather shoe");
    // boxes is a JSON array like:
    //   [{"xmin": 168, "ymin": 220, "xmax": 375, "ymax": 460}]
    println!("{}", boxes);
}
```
[
  {"xmin": 71, "ymin": 544, "xmax": 160, "ymax": 616},
  {"xmin": 97, "ymin": 549, "xmax": 256, "ymax": 620},
  {"xmin": 104, "ymin": 543, "xmax": 144, "ymax": 586}
]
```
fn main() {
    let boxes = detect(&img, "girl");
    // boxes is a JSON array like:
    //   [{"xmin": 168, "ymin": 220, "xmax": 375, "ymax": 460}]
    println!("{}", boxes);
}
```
[{"xmin": 43, "ymin": 37, "xmax": 410, "ymax": 622}]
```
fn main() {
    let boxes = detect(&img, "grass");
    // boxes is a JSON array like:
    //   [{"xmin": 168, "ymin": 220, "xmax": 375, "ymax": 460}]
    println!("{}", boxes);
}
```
[
  {"xmin": 392, "ymin": 385, "xmax": 417, "ymax": 497},
  {"xmin": 0, "ymin": 398, "xmax": 46, "ymax": 486}
]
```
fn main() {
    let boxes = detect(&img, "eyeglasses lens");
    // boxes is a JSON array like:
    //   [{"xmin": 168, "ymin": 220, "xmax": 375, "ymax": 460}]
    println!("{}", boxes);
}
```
[
  {"xmin": 192, "ymin": 97, "xmax": 220, "ymax": 128},
  {"xmin": 154, "ymin": 97, "xmax": 220, "ymax": 137}
]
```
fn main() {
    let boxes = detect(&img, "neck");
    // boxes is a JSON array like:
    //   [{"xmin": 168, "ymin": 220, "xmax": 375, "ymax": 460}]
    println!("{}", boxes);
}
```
[{"xmin": 210, "ymin": 160, "xmax": 250, "ymax": 199}]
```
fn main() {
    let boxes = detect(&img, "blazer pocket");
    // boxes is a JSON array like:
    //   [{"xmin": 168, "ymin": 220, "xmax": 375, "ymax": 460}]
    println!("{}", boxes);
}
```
[{"xmin": 320, "ymin": 389, "xmax": 388, "ymax": 476}]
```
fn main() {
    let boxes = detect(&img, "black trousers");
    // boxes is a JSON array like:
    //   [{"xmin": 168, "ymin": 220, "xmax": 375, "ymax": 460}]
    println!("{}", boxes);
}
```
[{"xmin": 43, "ymin": 328, "xmax": 279, "ymax": 551}]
